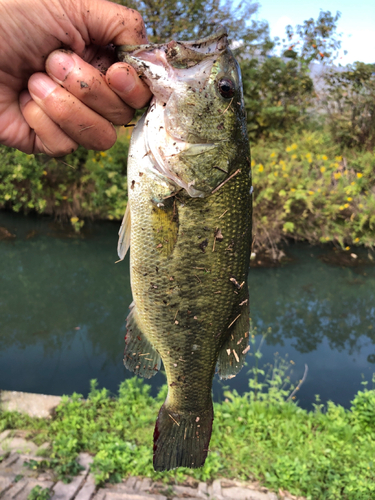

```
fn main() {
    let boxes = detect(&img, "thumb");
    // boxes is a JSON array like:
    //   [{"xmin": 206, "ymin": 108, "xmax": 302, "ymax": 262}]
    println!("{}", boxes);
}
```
[{"xmin": 72, "ymin": 0, "xmax": 148, "ymax": 48}]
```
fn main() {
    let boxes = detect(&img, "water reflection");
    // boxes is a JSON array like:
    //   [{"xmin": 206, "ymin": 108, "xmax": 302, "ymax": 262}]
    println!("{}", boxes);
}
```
[{"xmin": 0, "ymin": 211, "xmax": 374, "ymax": 408}]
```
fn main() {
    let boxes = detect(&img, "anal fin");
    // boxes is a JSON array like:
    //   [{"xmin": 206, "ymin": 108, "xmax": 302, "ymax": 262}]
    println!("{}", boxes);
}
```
[
  {"xmin": 125, "ymin": 303, "xmax": 161, "ymax": 378},
  {"xmin": 117, "ymin": 203, "xmax": 131, "ymax": 260},
  {"xmin": 217, "ymin": 291, "xmax": 250, "ymax": 380}
]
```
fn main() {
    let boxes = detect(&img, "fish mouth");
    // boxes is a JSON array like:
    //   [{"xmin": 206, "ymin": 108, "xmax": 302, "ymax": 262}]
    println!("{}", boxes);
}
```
[
  {"xmin": 116, "ymin": 26, "xmax": 228, "ymax": 109},
  {"xmin": 117, "ymin": 25, "xmax": 228, "ymax": 68}
]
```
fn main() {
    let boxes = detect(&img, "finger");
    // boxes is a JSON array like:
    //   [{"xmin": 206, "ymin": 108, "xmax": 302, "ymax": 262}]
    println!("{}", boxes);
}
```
[
  {"xmin": 28, "ymin": 72, "xmax": 117, "ymax": 151},
  {"xmin": 46, "ymin": 50, "xmax": 134, "ymax": 126},
  {"xmin": 77, "ymin": 0, "xmax": 148, "ymax": 47},
  {"xmin": 106, "ymin": 62, "xmax": 152, "ymax": 109},
  {"xmin": 19, "ymin": 90, "xmax": 78, "ymax": 156}
]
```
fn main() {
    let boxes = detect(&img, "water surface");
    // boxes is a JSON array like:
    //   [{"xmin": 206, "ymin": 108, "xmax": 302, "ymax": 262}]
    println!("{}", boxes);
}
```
[{"xmin": 0, "ymin": 211, "xmax": 374, "ymax": 409}]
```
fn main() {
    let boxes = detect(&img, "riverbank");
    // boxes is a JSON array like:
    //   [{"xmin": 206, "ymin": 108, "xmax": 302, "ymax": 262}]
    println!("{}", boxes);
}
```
[
  {"xmin": 1, "ymin": 379, "xmax": 375, "ymax": 500},
  {"xmin": 1, "ymin": 129, "xmax": 374, "ymax": 258}
]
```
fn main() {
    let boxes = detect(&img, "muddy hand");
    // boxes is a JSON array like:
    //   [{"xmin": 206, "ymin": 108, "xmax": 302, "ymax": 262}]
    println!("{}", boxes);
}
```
[
  {"xmin": 21, "ymin": 49, "xmax": 151, "ymax": 156},
  {"xmin": 0, "ymin": 0, "xmax": 152, "ymax": 156}
]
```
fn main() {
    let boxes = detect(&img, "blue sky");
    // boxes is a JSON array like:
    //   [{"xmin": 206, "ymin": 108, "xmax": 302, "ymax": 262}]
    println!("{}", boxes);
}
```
[{"xmin": 254, "ymin": 0, "xmax": 375, "ymax": 64}]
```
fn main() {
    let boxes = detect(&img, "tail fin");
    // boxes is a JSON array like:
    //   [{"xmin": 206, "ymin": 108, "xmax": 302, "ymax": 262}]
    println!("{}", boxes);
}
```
[{"xmin": 153, "ymin": 402, "xmax": 214, "ymax": 471}]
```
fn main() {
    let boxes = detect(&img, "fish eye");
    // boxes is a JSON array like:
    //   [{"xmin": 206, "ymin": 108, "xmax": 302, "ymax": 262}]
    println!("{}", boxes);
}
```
[{"xmin": 217, "ymin": 77, "xmax": 235, "ymax": 98}]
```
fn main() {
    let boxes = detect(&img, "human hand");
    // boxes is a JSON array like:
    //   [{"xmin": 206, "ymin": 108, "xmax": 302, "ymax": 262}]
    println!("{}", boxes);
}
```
[{"xmin": 0, "ymin": 0, "xmax": 152, "ymax": 156}]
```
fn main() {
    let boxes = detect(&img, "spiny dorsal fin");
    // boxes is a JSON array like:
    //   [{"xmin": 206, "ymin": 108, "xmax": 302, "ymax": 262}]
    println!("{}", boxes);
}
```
[{"xmin": 117, "ymin": 203, "xmax": 131, "ymax": 260}]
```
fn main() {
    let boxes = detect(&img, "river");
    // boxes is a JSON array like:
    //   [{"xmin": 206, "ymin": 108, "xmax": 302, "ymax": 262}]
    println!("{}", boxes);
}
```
[{"xmin": 1, "ymin": 211, "xmax": 374, "ymax": 410}]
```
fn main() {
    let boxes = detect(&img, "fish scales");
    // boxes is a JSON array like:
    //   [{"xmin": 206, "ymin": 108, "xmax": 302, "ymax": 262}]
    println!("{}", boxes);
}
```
[{"xmin": 117, "ymin": 26, "xmax": 252, "ymax": 471}]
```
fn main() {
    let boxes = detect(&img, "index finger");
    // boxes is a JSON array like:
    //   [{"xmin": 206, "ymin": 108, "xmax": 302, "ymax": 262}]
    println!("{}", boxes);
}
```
[{"xmin": 74, "ymin": 0, "xmax": 148, "ymax": 52}]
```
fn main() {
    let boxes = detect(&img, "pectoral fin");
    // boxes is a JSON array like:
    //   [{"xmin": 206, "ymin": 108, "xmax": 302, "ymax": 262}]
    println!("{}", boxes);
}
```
[
  {"xmin": 125, "ymin": 303, "xmax": 161, "ymax": 378},
  {"xmin": 117, "ymin": 203, "xmax": 131, "ymax": 260},
  {"xmin": 217, "ymin": 291, "xmax": 250, "ymax": 380}
]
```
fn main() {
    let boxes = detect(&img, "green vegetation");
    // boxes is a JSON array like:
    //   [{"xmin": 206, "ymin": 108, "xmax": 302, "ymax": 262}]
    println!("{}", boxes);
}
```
[
  {"xmin": 251, "ymin": 130, "xmax": 375, "ymax": 254},
  {"xmin": 1, "ymin": 341, "xmax": 375, "ymax": 500},
  {"xmin": 0, "ymin": 132, "xmax": 129, "ymax": 230},
  {"xmin": 27, "ymin": 486, "xmax": 51, "ymax": 500}
]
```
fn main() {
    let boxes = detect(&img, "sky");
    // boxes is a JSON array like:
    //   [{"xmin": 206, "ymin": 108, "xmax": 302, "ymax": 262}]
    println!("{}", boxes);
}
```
[{"xmin": 254, "ymin": 0, "xmax": 375, "ymax": 65}]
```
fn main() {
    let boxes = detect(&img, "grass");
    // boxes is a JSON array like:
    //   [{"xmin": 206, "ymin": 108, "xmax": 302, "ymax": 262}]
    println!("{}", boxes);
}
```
[{"xmin": 1, "ymin": 339, "xmax": 375, "ymax": 500}]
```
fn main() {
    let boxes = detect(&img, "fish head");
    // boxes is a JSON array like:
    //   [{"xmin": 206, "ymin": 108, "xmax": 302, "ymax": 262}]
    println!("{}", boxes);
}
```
[{"xmin": 117, "ymin": 27, "xmax": 249, "ymax": 197}]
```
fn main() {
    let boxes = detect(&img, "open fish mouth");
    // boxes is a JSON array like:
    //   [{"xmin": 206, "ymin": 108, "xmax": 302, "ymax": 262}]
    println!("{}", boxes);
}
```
[{"xmin": 116, "ymin": 26, "xmax": 228, "ymax": 103}]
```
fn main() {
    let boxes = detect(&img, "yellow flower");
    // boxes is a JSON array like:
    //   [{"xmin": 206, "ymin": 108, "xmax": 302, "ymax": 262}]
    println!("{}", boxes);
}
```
[
  {"xmin": 325, "ymin": 236, "xmax": 330, "ymax": 240},
  {"xmin": 322, "ymin": 155, "xmax": 328, "ymax": 161},
  {"xmin": 335, "ymin": 156, "xmax": 342, "ymax": 162},
  {"xmin": 274, "ymin": 172, "xmax": 278, "ymax": 177},
  {"xmin": 100, "ymin": 151, "xmax": 107, "ymax": 157},
  {"xmin": 344, "ymin": 203, "xmax": 349, "ymax": 208},
  {"xmin": 43, "ymin": 170, "xmax": 48, "ymax": 176},
  {"xmin": 347, "ymin": 197, "xmax": 352, "ymax": 202},
  {"xmin": 320, "ymin": 166, "xmax": 326, "ymax": 173},
  {"xmin": 70, "ymin": 216, "xmax": 79, "ymax": 223},
  {"xmin": 291, "ymin": 154, "xmax": 297, "ymax": 160},
  {"xmin": 251, "ymin": 159, "xmax": 256, "ymax": 167},
  {"xmin": 354, "ymin": 237, "xmax": 360, "ymax": 243},
  {"xmin": 305, "ymin": 153, "xmax": 312, "ymax": 159},
  {"xmin": 345, "ymin": 246, "xmax": 350, "ymax": 251},
  {"xmin": 317, "ymin": 189, "xmax": 321, "ymax": 192},
  {"xmin": 270, "ymin": 152, "xmax": 276, "ymax": 158},
  {"xmin": 291, "ymin": 188, "xmax": 296, "ymax": 192},
  {"xmin": 258, "ymin": 164, "xmax": 264, "ymax": 172},
  {"xmin": 351, "ymin": 181, "xmax": 355, "ymax": 186},
  {"xmin": 308, "ymin": 190, "xmax": 314, "ymax": 195},
  {"xmin": 339, "ymin": 206, "xmax": 344, "ymax": 210},
  {"xmin": 307, "ymin": 158, "xmax": 313, "ymax": 164},
  {"xmin": 283, "ymin": 173, "xmax": 289, "ymax": 178},
  {"xmin": 286, "ymin": 146, "xmax": 292, "ymax": 152},
  {"xmin": 359, "ymin": 203, "xmax": 364, "ymax": 209},
  {"xmin": 62, "ymin": 196, "xmax": 68, "ymax": 200},
  {"xmin": 357, "ymin": 172, "xmax": 363, "ymax": 178},
  {"xmin": 291, "ymin": 143, "xmax": 298, "ymax": 150},
  {"xmin": 334, "ymin": 172, "xmax": 341, "ymax": 179}
]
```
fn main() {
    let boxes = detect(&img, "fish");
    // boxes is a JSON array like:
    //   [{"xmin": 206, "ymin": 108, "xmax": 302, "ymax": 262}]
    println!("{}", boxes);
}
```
[{"xmin": 116, "ymin": 26, "xmax": 252, "ymax": 472}]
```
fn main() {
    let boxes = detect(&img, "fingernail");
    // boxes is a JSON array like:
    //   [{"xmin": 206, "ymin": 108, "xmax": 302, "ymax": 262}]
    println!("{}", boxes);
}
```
[
  {"xmin": 19, "ymin": 90, "xmax": 32, "ymax": 108},
  {"xmin": 29, "ymin": 73, "xmax": 58, "ymax": 100},
  {"xmin": 47, "ymin": 51, "xmax": 75, "ymax": 83},
  {"xmin": 109, "ymin": 66, "xmax": 136, "ymax": 94}
]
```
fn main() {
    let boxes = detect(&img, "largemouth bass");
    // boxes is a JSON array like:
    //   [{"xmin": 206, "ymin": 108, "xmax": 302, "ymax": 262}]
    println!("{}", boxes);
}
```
[{"xmin": 117, "ymin": 26, "xmax": 252, "ymax": 471}]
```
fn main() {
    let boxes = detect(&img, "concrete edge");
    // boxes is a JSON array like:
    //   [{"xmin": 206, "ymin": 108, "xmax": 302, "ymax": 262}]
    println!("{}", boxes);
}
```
[{"xmin": 0, "ymin": 390, "xmax": 62, "ymax": 419}]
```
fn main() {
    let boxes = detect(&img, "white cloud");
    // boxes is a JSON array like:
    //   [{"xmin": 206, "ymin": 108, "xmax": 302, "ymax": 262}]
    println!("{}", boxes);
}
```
[
  {"xmin": 271, "ymin": 16, "xmax": 294, "ymax": 42},
  {"xmin": 339, "ymin": 29, "xmax": 375, "ymax": 65}
]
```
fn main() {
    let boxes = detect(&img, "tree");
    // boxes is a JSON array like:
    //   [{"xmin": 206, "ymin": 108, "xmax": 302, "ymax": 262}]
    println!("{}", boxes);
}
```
[
  {"xmin": 280, "ymin": 10, "xmax": 343, "ymax": 66},
  {"xmin": 115, "ymin": 0, "xmax": 269, "ymax": 48},
  {"xmin": 239, "ymin": 10, "xmax": 343, "ymax": 139},
  {"xmin": 323, "ymin": 62, "xmax": 375, "ymax": 150}
]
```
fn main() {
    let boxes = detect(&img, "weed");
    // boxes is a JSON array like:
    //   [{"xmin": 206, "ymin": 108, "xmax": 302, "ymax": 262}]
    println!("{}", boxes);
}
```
[{"xmin": 27, "ymin": 485, "xmax": 51, "ymax": 500}]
